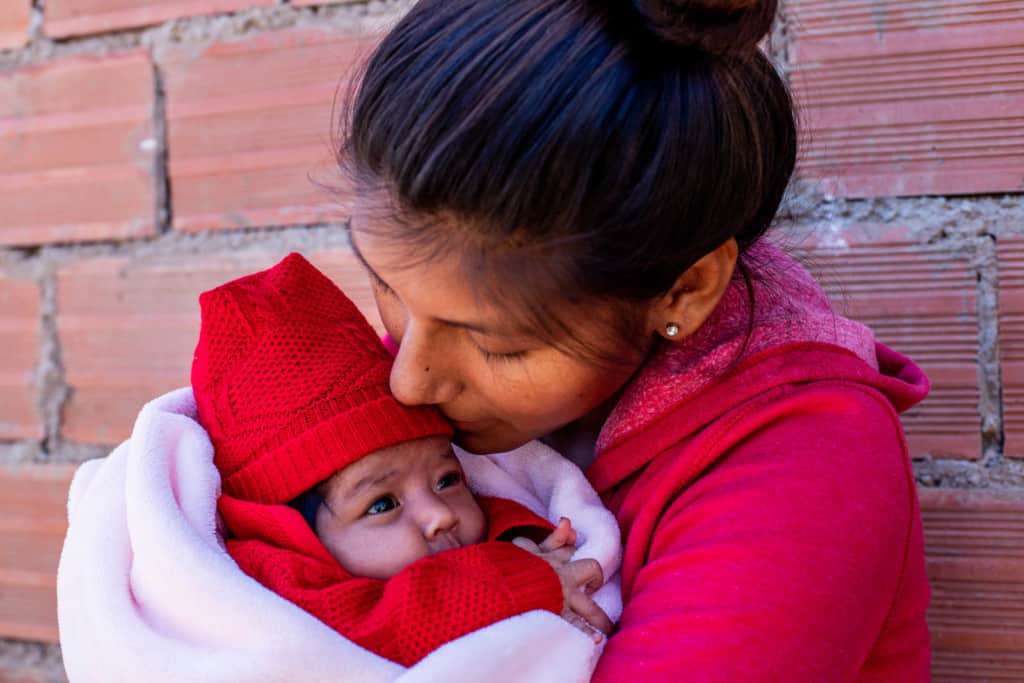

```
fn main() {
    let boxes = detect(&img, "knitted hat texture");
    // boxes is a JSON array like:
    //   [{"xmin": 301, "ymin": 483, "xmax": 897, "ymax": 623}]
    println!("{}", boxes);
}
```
[{"xmin": 191, "ymin": 252, "xmax": 451, "ymax": 505}]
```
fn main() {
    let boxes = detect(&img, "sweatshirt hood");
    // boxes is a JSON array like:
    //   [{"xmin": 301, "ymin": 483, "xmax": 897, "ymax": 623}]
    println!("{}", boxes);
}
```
[{"xmin": 588, "ymin": 241, "xmax": 929, "ymax": 490}]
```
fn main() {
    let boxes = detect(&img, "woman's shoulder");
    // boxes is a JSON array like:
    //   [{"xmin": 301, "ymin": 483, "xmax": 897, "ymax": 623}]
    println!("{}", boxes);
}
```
[
  {"xmin": 590, "ymin": 342, "xmax": 924, "ymax": 497},
  {"xmin": 646, "ymin": 377, "xmax": 919, "ymax": 565}
]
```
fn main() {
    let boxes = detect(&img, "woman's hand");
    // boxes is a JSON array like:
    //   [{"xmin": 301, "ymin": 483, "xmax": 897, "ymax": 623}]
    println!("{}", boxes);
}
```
[{"xmin": 514, "ymin": 518, "xmax": 612, "ymax": 642}]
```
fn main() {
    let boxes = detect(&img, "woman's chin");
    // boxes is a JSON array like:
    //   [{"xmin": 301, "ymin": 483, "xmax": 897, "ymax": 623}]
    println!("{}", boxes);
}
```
[{"xmin": 454, "ymin": 428, "xmax": 529, "ymax": 455}]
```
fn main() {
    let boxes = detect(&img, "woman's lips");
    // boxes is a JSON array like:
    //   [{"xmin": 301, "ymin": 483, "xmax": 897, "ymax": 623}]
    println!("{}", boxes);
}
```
[{"xmin": 448, "ymin": 416, "xmax": 491, "ymax": 432}]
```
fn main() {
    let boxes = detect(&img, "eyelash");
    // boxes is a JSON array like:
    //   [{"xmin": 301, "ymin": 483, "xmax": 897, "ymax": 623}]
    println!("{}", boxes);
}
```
[
  {"xmin": 437, "ymin": 471, "xmax": 462, "ymax": 489},
  {"xmin": 477, "ymin": 346, "xmax": 530, "ymax": 364},
  {"xmin": 363, "ymin": 472, "xmax": 463, "ymax": 516},
  {"xmin": 367, "ymin": 268, "xmax": 395, "ymax": 296},
  {"xmin": 365, "ymin": 495, "xmax": 398, "ymax": 516}
]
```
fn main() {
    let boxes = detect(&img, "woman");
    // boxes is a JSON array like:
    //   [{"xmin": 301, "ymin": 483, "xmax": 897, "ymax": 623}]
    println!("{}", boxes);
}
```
[
  {"xmin": 339, "ymin": 0, "xmax": 931, "ymax": 679},
  {"xmin": 58, "ymin": 1, "xmax": 930, "ymax": 680}
]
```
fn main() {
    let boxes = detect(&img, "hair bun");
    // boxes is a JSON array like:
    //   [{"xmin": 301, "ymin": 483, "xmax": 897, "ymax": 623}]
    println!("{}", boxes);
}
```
[{"xmin": 631, "ymin": 0, "xmax": 776, "ymax": 55}]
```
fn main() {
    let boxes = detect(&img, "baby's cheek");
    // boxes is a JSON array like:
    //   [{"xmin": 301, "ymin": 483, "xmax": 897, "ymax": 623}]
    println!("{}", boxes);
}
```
[{"xmin": 463, "ymin": 499, "xmax": 488, "ymax": 545}]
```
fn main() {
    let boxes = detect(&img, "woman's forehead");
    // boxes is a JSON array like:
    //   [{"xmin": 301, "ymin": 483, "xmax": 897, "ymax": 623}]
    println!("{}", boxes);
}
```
[{"xmin": 349, "ymin": 222, "xmax": 529, "ymax": 338}]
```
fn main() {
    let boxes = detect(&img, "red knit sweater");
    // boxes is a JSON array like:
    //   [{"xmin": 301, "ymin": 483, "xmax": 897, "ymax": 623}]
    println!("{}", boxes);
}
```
[{"xmin": 219, "ymin": 494, "xmax": 561, "ymax": 666}]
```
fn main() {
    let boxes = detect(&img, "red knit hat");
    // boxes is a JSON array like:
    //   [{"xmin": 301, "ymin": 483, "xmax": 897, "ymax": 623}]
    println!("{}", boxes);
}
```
[{"xmin": 191, "ymin": 252, "xmax": 452, "ymax": 505}]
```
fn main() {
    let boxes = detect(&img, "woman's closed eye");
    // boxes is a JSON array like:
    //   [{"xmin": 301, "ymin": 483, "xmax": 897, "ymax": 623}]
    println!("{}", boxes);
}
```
[
  {"xmin": 477, "ymin": 347, "xmax": 530, "ymax": 364},
  {"xmin": 365, "ymin": 495, "xmax": 399, "ymax": 516},
  {"xmin": 367, "ymin": 267, "xmax": 395, "ymax": 296}
]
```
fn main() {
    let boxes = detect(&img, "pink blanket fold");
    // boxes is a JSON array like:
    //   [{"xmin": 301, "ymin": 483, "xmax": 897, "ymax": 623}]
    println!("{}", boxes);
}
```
[{"xmin": 57, "ymin": 387, "xmax": 620, "ymax": 683}]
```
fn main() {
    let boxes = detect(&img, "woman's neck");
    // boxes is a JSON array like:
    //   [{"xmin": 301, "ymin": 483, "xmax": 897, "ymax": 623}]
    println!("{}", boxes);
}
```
[{"xmin": 542, "ymin": 391, "xmax": 621, "ymax": 469}]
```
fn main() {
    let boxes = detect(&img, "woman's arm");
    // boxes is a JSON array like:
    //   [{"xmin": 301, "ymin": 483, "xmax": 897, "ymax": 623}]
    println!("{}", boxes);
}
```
[{"xmin": 592, "ymin": 387, "xmax": 930, "ymax": 681}]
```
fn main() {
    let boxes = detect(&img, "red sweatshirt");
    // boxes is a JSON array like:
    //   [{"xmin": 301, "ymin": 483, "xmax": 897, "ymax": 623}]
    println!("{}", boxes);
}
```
[
  {"xmin": 219, "ymin": 494, "xmax": 560, "ymax": 666},
  {"xmin": 584, "ymin": 243, "xmax": 931, "ymax": 681}
]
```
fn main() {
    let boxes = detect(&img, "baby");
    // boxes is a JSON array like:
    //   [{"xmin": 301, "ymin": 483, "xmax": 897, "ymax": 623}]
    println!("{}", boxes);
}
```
[{"xmin": 191, "ymin": 253, "xmax": 615, "ymax": 667}]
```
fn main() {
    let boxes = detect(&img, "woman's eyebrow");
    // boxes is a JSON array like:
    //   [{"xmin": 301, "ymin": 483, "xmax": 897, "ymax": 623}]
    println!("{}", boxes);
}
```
[
  {"xmin": 349, "ymin": 469, "xmax": 399, "ymax": 496},
  {"xmin": 347, "ymin": 233, "xmax": 391, "ymax": 291},
  {"xmin": 347, "ymin": 231, "xmax": 513, "ymax": 337}
]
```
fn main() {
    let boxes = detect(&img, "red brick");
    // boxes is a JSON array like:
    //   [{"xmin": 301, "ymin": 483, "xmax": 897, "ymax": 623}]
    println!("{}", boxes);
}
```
[
  {"xmin": 0, "ymin": 271, "xmax": 41, "ymax": 441},
  {"xmin": 57, "ymin": 247, "xmax": 380, "ymax": 443},
  {"xmin": 789, "ymin": 224, "xmax": 980, "ymax": 459},
  {"xmin": 163, "ymin": 29, "xmax": 376, "ymax": 233},
  {"xmin": 788, "ymin": 1, "xmax": 1024, "ymax": 198},
  {"xmin": 0, "ymin": 53, "xmax": 157, "ymax": 246},
  {"xmin": 999, "ymin": 238, "xmax": 1024, "ymax": 458},
  {"xmin": 919, "ymin": 487, "xmax": 1024, "ymax": 680},
  {"xmin": 0, "ymin": 1, "xmax": 30, "ymax": 49},
  {"xmin": 0, "ymin": 463, "xmax": 75, "ymax": 643},
  {"xmin": 44, "ymin": 0, "xmax": 271, "ymax": 39}
]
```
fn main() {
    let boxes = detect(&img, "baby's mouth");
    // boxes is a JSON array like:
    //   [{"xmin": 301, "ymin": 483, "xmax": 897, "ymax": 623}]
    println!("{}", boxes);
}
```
[{"xmin": 429, "ymin": 533, "xmax": 462, "ymax": 555}]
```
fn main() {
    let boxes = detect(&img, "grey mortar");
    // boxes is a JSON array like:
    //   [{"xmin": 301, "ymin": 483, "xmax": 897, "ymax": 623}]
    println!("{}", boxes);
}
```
[
  {"xmin": 1, "ymin": 0, "xmax": 412, "ymax": 72},
  {"xmin": 915, "ymin": 457, "xmax": 1024, "ymax": 489},
  {"xmin": 974, "ymin": 235, "xmax": 1003, "ymax": 464},
  {"xmin": 35, "ymin": 260, "xmax": 70, "ymax": 461},
  {"xmin": 152, "ymin": 63, "xmax": 171, "ymax": 234},
  {"xmin": 0, "ymin": 638, "xmax": 66, "ymax": 683}
]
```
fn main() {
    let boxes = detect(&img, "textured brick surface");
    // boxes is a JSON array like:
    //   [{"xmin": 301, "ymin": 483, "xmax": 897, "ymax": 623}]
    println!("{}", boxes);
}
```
[
  {"xmin": 788, "ymin": 0, "xmax": 1024, "ymax": 198},
  {"xmin": 0, "ymin": 53, "xmax": 158, "ymax": 246},
  {"xmin": 920, "ymin": 487, "xmax": 1024, "ymax": 681},
  {"xmin": 164, "ymin": 29, "xmax": 375, "ymax": 233},
  {"xmin": 44, "ymin": 0, "xmax": 272, "ymax": 38},
  {"xmin": 0, "ymin": 464, "xmax": 75, "ymax": 643},
  {"xmin": 999, "ymin": 238, "xmax": 1024, "ymax": 458},
  {"xmin": 0, "ymin": 272, "xmax": 41, "ymax": 441},
  {"xmin": 789, "ymin": 225, "xmax": 980, "ymax": 459},
  {"xmin": 57, "ymin": 247, "xmax": 379, "ymax": 443},
  {"xmin": 0, "ymin": 1, "xmax": 30, "ymax": 49}
]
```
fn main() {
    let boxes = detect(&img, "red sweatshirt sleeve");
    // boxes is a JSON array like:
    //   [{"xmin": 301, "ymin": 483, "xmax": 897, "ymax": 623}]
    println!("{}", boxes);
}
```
[
  {"xmin": 592, "ymin": 385, "xmax": 929, "ymax": 682},
  {"xmin": 228, "ymin": 536, "xmax": 562, "ymax": 667},
  {"xmin": 478, "ymin": 495, "xmax": 554, "ymax": 543}
]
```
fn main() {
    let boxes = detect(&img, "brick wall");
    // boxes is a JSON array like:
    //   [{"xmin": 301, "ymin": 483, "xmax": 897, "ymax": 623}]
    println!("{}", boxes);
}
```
[{"xmin": 1, "ymin": 1, "xmax": 1022, "ymax": 680}]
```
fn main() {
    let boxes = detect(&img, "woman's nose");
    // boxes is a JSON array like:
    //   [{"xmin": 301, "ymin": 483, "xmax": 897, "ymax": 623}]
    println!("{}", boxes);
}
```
[{"xmin": 389, "ymin": 322, "xmax": 460, "ymax": 408}]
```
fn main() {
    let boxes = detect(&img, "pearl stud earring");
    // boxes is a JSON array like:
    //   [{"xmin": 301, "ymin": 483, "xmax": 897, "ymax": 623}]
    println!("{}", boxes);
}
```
[{"xmin": 665, "ymin": 322, "xmax": 681, "ymax": 338}]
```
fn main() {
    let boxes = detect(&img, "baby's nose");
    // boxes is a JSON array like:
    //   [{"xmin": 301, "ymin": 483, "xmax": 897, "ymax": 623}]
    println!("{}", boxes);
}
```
[{"xmin": 422, "ymin": 496, "xmax": 458, "ymax": 540}]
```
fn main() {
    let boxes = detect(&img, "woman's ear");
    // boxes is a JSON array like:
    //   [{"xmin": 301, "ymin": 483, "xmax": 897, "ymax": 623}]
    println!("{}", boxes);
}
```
[{"xmin": 648, "ymin": 238, "xmax": 738, "ymax": 341}]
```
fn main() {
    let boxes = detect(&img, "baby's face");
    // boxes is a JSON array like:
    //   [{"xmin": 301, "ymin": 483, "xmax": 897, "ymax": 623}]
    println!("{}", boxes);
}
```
[{"xmin": 315, "ymin": 435, "xmax": 486, "ymax": 579}]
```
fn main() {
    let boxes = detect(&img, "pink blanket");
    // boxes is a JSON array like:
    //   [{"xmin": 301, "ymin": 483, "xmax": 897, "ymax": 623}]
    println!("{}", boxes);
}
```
[{"xmin": 57, "ymin": 387, "xmax": 621, "ymax": 682}]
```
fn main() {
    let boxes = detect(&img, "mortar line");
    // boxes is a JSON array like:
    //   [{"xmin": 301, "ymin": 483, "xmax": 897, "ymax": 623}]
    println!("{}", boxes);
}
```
[
  {"xmin": 975, "ymin": 233, "xmax": 1004, "ymax": 466},
  {"xmin": 34, "ymin": 262, "xmax": 70, "ymax": 459},
  {"xmin": 152, "ymin": 60, "xmax": 172, "ymax": 234},
  {"xmin": 26, "ymin": 0, "xmax": 45, "ymax": 45},
  {"xmin": 1, "ymin": 1, "xmax": 410, "ymax": 73}
]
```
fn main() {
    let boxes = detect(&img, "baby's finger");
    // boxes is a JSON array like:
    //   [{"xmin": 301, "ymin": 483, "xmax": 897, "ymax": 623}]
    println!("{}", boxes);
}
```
[
  {"xmin": 545, "ymin": 544, "xmax": 576, "ymax": 564},
  {"xmin": 564, "ymin": 612, "xmax": 604, "ymax": 644},
  {"xmin": 539, "ymin": 518, "xmax": 573, "ymax": 552},
  {"xmin": 568, "ymin": 591, "xmax": 614, "ymax": 636},
  {"xmin": 566, "ymin": 558, "xmax": 603, "ymax": 593}
]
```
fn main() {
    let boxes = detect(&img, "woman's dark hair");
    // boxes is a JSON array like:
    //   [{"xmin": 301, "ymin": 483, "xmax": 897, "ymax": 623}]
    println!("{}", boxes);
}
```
[{"xmin": 338, "ymin": 0, "xmax": 797, "ymax": 362}]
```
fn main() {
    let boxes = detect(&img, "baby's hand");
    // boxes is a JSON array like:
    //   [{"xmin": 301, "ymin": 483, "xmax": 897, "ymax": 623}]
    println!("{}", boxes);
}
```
[
  {"xmin": 539, "ymin": 517, "xmax": 577, "ymax": 552},
  {"xmin": 512, "ymin": 533, "xmax": 611, "ymax": 643}
]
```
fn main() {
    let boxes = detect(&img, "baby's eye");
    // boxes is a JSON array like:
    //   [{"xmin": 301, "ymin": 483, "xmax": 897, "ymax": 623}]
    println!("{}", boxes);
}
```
[
  {"xmin": 437, "ymin": 472, "xmax": 462, "ymax": 490},
  {"xmin": 366, "ymin": 496, "xmax": 398, "ymax": 516}
]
